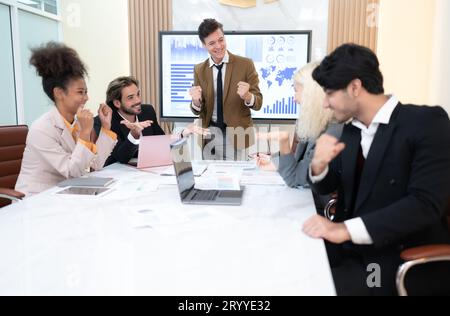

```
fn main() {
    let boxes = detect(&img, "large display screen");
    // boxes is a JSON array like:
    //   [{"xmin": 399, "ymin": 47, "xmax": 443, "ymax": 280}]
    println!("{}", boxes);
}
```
[{"xmin": 159, "ymin": 31, "xmax": 311, "ymax": 122}]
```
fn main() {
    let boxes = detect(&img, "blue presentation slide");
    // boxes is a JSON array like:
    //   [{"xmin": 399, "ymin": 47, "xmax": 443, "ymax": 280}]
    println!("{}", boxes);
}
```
[{"xmin": 160, "ymin": 32, "xmax": 310, "ymax": 120}]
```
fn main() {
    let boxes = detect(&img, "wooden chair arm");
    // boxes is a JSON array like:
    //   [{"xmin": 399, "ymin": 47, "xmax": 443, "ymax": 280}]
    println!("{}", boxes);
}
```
[{"xmin": 0, "ymin": 188, "xmax": 25, "ymax": 201}]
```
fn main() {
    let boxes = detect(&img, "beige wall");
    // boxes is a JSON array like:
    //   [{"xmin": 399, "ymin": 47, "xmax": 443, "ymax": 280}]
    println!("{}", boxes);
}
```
[
  {"xmin": 60, "ymin": 0, "xmax": 130, "ymax": 112},
  {"xmin": 429, "ymin": 0, "xmax": 450, "ymax": 114},
  {"xmin": 377, "ymin": 0, "xmax": 436, "ymax": 106},
  {"xmin": 57, "ymin": 0, "xmax": 450, "ymax": 117}
]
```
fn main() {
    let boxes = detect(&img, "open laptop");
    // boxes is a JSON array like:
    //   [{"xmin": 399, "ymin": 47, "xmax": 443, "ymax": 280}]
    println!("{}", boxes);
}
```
[
  {"xmin": 136, "ymin": 135, "xmax": 174, "ymax": 169},
  {"xmin": 170, "ymin": 139, "xmax": 244, "ymax": 206}
]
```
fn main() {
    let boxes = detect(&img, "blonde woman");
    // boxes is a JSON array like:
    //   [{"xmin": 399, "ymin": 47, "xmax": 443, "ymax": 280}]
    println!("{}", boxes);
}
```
[{"xmin": 257, "ymin": 62, "xmax": 342, "ymax": 188}]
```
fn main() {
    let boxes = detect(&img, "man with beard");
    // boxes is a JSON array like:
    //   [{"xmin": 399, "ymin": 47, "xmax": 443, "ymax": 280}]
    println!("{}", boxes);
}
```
[
  {"xmin": 96, "ymin": 76, "xmax": 208, "ymax": 166},
  {"xmin": 94, "ymin": 76, "xmax": 165, "ymax": 166},
  {"xmin": 303, "ymin": 44, "xmax": 450, "ymax": 295}
]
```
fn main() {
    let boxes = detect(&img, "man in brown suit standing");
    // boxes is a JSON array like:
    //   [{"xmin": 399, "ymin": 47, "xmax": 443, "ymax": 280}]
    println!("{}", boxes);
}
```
[{"xmin": 189, "ymin": 19, "xmax": 263, "ymax": 160}]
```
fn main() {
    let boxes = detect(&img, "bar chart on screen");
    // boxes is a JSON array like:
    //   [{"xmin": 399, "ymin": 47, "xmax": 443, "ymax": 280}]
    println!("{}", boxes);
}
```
[
  {"xmin": 170, "ymin": 64, "xmax": 195, "ymax": 105},
  {"xmin": 263, "ymin": 97, "xmax": 298, "ymax": 115}
]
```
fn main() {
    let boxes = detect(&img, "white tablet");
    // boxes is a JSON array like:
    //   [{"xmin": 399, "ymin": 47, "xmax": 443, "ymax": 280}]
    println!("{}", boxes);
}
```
[{"xmin": 56, "ymin": 186, "xmax": 112, "ymax": 196}]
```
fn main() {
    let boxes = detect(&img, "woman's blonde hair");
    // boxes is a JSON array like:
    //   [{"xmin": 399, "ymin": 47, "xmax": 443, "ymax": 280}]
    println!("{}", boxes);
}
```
[{"xmin": 294, "ymin": 62, "xmax": 334, "ymax": 140}]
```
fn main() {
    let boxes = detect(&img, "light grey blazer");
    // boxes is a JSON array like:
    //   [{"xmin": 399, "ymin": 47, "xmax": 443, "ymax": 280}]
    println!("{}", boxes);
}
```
[
  {"xmin": 277, "ymin": 123, "xmax": 343, "ymax": 188},
  {"xmin": 16, "ymin": 107, "xmax": 117, "ymax": 196}
]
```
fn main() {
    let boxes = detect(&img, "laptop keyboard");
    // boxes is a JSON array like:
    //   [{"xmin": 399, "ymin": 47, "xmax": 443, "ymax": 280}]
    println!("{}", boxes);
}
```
[{"xmin": 191, "ymin": 190, "xmax": 219, "ymax": 201}]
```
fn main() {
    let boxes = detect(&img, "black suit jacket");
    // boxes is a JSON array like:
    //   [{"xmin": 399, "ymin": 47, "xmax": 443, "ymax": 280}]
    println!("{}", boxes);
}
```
[
  {"xmin": 310, "ymin": 103, "xmax": 450, "ymax": 294},
  {"xmin": 94, "ymin": 104, "xmax": 165, "ymax": 166}
]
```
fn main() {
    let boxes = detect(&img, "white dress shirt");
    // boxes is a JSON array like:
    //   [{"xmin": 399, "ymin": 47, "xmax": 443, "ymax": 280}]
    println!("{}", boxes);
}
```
[{"xmin": 310, "ymin": 95, "xmax": 399, "ymax": 245}]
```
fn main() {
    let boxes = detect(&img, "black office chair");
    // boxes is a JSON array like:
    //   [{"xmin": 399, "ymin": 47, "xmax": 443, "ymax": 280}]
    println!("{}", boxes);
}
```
[
  {"xmin": 323, "ymin": 197, "xmax": 450, "ymax": 296},
  {"xmin": 395, "ymin": 197, "xmax": 450, "ymax": 296},
  {"xmin": 0, "ymin": 125, "xmax": 28, "ymax": 208},
  {"xmin": 324, "ymin": 196, "xmax": 337, "ymax": 222}
]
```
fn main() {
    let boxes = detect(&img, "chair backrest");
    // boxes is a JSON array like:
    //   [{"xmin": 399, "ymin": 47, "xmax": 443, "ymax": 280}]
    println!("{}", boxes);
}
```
[
  {"xmin": 447, "ymin": 197, "xmax": 450, "ymax": 233},
  {"xmin": 0, "ymin": 125, "xmax": 28, "ymax": 207}
]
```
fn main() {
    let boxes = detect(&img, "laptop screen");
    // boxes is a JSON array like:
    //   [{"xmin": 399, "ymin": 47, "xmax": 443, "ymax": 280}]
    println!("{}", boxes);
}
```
[{"xmin": 171, "ymin": 139, "xmax": 195, "ymax": 198}]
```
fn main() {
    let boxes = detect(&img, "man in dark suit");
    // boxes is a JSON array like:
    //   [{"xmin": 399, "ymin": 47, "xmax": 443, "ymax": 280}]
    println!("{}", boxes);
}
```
[
  {"xmin": 94, "ymin": 76, "xmax": 165, "ymax": 166},
  {"xmin": 189, "ymin": 19, "xmax": 263, "ymax": 160},
  {"xmin": 302, "ymin": 44, "xmax": 450, "ymax": 295}
]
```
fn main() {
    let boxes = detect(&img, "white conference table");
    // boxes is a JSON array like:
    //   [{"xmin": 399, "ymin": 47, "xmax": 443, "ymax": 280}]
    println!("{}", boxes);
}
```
[{"xmin": 0, "ymin": 163, "xmax": 336, "ymax": 296}]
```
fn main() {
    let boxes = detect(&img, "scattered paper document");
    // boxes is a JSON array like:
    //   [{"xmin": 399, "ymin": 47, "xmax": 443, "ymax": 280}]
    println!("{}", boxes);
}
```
[
  {"xmin": 195, "ymin": 175, "xmax": 241, "ymax": 191},
  {"xmin": 160, "ymin": 163, "xmax": 207, "ymax": 177},
  {"xmin": 240, "ymin": 170, "xmax": 286, "ymax": 186},
  {"xmin": 208, "ymin": 160, "xmax": 257, "ymax": 171}
]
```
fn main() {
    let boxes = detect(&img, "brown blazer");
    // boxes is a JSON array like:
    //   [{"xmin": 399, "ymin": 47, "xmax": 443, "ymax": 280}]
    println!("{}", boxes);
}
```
[{"xmin": 191, "ymin": 52, "xmax": 263, "ymax": 149}]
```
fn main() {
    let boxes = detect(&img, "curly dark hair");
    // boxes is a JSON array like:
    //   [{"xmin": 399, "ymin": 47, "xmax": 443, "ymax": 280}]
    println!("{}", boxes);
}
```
[{"xmin": 30, "ymin": 42, "xmax": 88, "ymax": 102}]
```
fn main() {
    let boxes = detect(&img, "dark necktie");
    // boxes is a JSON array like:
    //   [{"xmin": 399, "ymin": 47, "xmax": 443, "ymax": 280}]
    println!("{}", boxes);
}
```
[
  {"xmin": 215, "ymin": 63, "xmax": 224, "ymax": 130},
  {"xmin": 356, "ymin": 145, "xmax": 366, "ymax": 179},
  {"xmin": 351, "ymin": 144, "xmax": 366, "ymax": 214}
]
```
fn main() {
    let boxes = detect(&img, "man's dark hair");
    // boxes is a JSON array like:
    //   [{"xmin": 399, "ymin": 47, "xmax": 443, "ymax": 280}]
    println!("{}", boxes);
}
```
[
  {"xmin": 312, "ymin": 43, "xmax": 384, "ymax": 94},
  {"xmin": 106, "ymin": 76, "xmax": 140, "ymax": 109},
  {"xmin": 198, "ymin": 18, "xmax": 224, "ymax": 43},
  {"xmin": 30, "ymin": 42, "xmax": 88, "ymax": 102}
]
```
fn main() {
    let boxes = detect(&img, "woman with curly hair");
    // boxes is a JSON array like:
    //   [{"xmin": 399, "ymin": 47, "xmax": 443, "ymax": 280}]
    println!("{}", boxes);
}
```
[{"xmin": 16, "ymin": 42, "xmax": 117, "ymax": 196}]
